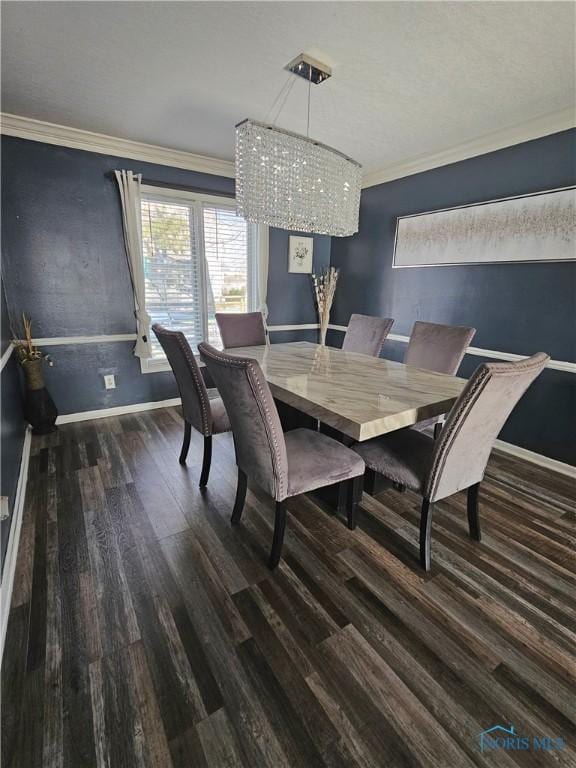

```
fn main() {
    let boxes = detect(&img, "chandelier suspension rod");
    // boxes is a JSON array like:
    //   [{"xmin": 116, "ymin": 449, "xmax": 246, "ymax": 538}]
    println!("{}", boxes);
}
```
[
  {"xmin": 306, "ymin": 65, "xmax": 312, "ymax": 138},
  {"xmin": 264, "ymin": 72, "xmax": 293, "ymax": 125},
  {"xmin": 271, "ymin": 74, "xmax": 297, "ymax": 127}
]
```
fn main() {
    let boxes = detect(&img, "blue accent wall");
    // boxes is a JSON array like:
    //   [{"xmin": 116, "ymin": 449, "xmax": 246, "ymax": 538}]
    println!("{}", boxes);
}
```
[
  {"xmin": 1, "ymin": 136, "xmax": 329, "ymax": 414},
  {"xmin": 330, "ymin": 129, "xmax": 576, "ymax": 465},
  {"xmin": 3, "ymin": 131, "xmax": 573, "ymax": 465},
  {"xmin": 1, "ymin": 279, "xmax": 26, "ymax": 571}
]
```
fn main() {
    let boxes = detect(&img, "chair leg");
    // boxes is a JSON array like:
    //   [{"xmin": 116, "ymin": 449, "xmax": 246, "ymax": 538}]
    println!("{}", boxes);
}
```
[
  {"xmin": 420, "ymin": 499, "xmax": 433, "ymax": 572},
  {"xmin": 199, "ymin": 435, "xmax": 212, "ymax": 487},
  {"xmin": 231, "ymin": 468, "xmax": 247, "ymax": 525},
  {"xmin": 179, "ymin": 421, "xmax": 192, "ymax": 465},
  {"xmin": 364, "ymin": 468, "xmax": 377, "ymax": 496},
  {"xmin": 335, "ymin": 481, "xmax": 348, "ymax": 513},
  {"xmin": 346, "ymin": 475, "xmax": 363, "ymax": 530},
  {"xmin": 467, "ymin": 483, "xmax": 481, "ymax": 541},
  {"xmin": 268, "ymin": 501, "xmax": 287, "ymax": 570}
]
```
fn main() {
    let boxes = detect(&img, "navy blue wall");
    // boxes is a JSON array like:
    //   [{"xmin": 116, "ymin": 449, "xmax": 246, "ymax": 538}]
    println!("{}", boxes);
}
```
[
  {"xmin": 1, "ymin": 279, "xmax": 26, "ymax": 571},
  {"xmin": 330, "ymin": 129, "xmax": 576, "ymax": 465},
  {"xmin": 4, "ymin": 132, "xmax": 573, "ymax": 464},
  {"xmin": 1, "ymin": 136, "xmax": 329, "ymax": 414}
]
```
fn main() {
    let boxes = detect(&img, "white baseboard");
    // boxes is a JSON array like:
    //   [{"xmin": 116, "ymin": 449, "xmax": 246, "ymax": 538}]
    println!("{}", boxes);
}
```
[
  {"xmin": 0, "ymin": 427, "xmax": 32, "ymax": 664},
  {"xmin": 55, "ymin": 397, "xmax": 574, "ymax": 479},
  {"xmin": 56, "ymin": 397, "xmax": 182, "ymax": 424},
  {"xmin": 494, "ymin": 439, "xmax": 575, "ymax": 479}
]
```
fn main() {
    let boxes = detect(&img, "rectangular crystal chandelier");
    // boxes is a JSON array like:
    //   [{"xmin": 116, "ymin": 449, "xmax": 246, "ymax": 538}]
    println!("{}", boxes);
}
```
[{"xmin": 235, "ymin": 119, "xmax": 362, "ymax": 237}]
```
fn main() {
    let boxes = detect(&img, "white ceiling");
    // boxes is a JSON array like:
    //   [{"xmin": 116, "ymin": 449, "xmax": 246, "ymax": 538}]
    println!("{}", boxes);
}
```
[{"xmin": 2, "ymin": 2, "xmax": 575, "ymax": 175}]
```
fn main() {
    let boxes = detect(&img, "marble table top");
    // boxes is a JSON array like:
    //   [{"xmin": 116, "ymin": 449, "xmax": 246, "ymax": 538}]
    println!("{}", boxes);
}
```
[{"xmin": 223, "ymin": 341, "xmax": 466, "ymax": 441}]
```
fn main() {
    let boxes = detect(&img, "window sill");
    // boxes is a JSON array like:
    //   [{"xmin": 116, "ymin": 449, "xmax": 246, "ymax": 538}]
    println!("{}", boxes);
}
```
[
  {"xmin": 140, "ymin": 357, "xmax": 172, "ymax": 374},
  {"xmin": 140, "ymin": 353, "xmax": 207, "ymax": 375}
]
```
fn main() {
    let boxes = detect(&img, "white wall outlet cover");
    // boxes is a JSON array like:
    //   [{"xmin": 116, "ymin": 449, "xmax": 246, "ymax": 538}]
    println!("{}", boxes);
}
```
[
  {"xmin": 104, "ymin": 374, "xmax": 116, "ymax": 389},
  {"xmin": 0, "ymin": 497, "xmax": 9, "ymax": 521}
]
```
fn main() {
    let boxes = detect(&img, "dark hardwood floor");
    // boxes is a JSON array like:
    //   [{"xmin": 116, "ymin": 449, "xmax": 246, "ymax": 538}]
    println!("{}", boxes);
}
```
[{"xmin": 2, "ymin": 407, "xmax": 575, "ymax": 767}]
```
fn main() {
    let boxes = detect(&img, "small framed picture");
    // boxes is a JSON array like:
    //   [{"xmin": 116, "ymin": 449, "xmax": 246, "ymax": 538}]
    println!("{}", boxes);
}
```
[{"xmin": 288, "ymin": 236, "xmax": 314, "ymax": 273}]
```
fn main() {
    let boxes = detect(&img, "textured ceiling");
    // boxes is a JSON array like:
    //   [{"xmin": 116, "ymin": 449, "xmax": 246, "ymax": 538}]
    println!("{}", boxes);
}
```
[{"xmin": 2, "ymin": 1, "xmax": 575, "ymax": 174}]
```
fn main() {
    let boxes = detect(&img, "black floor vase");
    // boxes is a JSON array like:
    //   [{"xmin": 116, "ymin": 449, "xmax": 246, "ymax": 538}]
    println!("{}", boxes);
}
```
[{"xmin": 22, "ymin": 359, "xmax": 58, "ymax": 435}]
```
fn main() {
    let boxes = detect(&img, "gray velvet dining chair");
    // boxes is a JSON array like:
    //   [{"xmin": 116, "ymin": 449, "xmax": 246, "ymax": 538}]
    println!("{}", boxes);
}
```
[
  {"xmin": 198, "ymin": 342, "xmax": 366, "ymax": 569},
  {"xmin": 215, "ymin": 311, "xmax": 267, "ymax": 349},
  {"xmin": 353, "ymin": 353, "xmax": 549, "ymax": 571},
  {"xmin": 404, "ymin": 320, "xmax": 476, "ymax": 437},
  {"xmin": 152, "ymin": 325, "xmax": 231, "ymax": 486},
  {"xmin": 341, "ymin": 314, "xmax": 394, "ymax": 357},
  {"xmin": 404, "ymin": 320, "xmax": 476, "ymax": 375}
]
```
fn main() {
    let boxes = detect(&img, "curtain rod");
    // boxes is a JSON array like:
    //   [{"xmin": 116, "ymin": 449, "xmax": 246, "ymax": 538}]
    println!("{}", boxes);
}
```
[
  {"xmin": 140, "ymin": 178, "xmax": 235, "ymax": 198},
  {"xmin": 107, "ymin": 171, "xmax": 235, "ymax": 198}
]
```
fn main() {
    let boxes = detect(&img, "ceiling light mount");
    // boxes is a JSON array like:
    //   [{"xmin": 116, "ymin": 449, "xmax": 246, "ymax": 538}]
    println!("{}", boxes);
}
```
[{"xmin": 286, "ymin": 53, "xmax": 332, "ymax": 85}]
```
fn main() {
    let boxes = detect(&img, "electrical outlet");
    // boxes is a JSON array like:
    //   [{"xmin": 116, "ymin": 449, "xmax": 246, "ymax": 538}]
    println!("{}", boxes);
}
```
[
  {"xmin": 0, "ymin": 497, "xmax": 9, "ymax": 521},
  {"xmin": 104, "ymin": 374, "xmax": 116, "ymax": 390}
]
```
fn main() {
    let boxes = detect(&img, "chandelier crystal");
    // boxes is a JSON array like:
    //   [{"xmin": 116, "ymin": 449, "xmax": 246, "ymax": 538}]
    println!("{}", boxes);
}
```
[{"xmin": 235, "ymin": 119, "xmax": 362, "ymax": 237}]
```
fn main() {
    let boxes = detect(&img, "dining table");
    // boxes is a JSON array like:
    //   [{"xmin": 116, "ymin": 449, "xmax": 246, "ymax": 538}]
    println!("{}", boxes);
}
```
[
  {"xmin": 222, "ymin": 341, "xmax": 467, "ymax": 506},
  {"xmin": 223, "ymin": 341, "xmax": 466, "ymax": 441}
]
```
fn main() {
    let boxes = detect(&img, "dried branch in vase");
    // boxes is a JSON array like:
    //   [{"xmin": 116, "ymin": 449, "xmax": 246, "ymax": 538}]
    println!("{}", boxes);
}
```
[
  {"xmin": 13, "ymin": 314, "xmax": 54, "ymax": 366},
  {"xmin": 311, "ymin": 267, "xmax": 339, "ymax": 346}
]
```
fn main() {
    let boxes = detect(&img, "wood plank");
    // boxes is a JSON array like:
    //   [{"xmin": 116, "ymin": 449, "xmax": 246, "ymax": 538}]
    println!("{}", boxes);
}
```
[
  {"xmin": 77, "ymin": 467, "xmax": 140, "ymax": 655},
  {"xmin": 161, "ymin": 533, "xmax": 293, "ymax": 768},
  {"xmin": 56, "ymin": 471, "xmax": 98, "ymax": 768},
  {"xmin": 321, "ymin": 624, "xmax": 478, "ymax": 768},
  {"xmin": 88, "ymin": 646, "xmax": 148, "ymax": 768},
  {"xmin": 43, "ymin": 517, "xmax": 64, "ymax": 768},
  {"xmin": 5, "ymin": 408, "xmax": 575, "ymax": 768},
  {"xmin": 1, "ymin": 604, "xmax": 30, "ymax": 768},
  {"xmin": 232, "ymin": 586, "xmax": 359, "ymax": 768},
  {"xmin": 104, "ymin": 485, "xmax": 209, "ymax": 741},
  {"xmin": 169, "ymin": 727, "xmax": 208, "ymax": 768},
  {"xmin": 196, "ymin": 708, "xmax": 247, "ymax": 768}
]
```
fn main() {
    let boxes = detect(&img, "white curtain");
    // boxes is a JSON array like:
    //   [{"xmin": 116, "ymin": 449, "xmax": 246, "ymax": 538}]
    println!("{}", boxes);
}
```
[
  {"xmin": 115, "ymin": 170, "xmax": 151, "ymax": 358},
  {"xmin": 257, "ymin": 224, "xmax": 270, "ymax": 336}
]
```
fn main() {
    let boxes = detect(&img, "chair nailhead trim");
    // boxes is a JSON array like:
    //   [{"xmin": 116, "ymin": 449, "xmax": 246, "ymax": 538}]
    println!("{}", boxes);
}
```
[
  {"xmin": 153, "ymin": 326, "xmax": 212, "ymax": 437},
  {"xmin": 425, "ymin": 354, "xmax": 548, "ymax": 500},
  {"xmin": 199, "ymin": 344, "xmax": 287, "ymax": 500}
]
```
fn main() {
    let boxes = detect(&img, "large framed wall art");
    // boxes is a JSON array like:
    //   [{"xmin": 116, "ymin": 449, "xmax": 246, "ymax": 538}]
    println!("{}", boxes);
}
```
[{"xmin": 393, "ymin": 186, "xmax": 575, "ymax": 268}]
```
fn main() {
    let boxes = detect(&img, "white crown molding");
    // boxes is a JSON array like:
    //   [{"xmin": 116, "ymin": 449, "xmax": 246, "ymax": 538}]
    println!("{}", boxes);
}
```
[
  {"xmin": 0, "ymin": 113, "xmax": 235, "ymax": 179},
  {"xmin": 4, "ymin": 109, "xmax": 573, "ymax": 191},
  {"xmin": 362, "ymin": 108, "xmax": 576, "ymax": 189},
  {"xmin": 0, "ymin": 427, "xmax": 32, "ymax": 664},
  {"xmin": 0, "ymin": 343, "xmax": 14, "ymax": 372}
]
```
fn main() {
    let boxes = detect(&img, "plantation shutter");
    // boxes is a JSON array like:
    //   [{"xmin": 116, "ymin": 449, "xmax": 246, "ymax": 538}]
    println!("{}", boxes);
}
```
[
  {"xmin": 202, "ymin": 204, "xmax": 254, "ymax": 345},
  {"xmin": 141, "ymin": 190, "xmax": 257, "ymax": 358},
  {"xmin": 141, "ymin": 197, "xmax": 205, "ymax": 357}
]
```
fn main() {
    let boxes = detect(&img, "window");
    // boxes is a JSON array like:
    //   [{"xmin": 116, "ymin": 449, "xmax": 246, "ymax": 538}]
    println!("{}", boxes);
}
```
[{"xmin": 140, "ymin": 186, "xmax": 258, "ymax": 371}]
